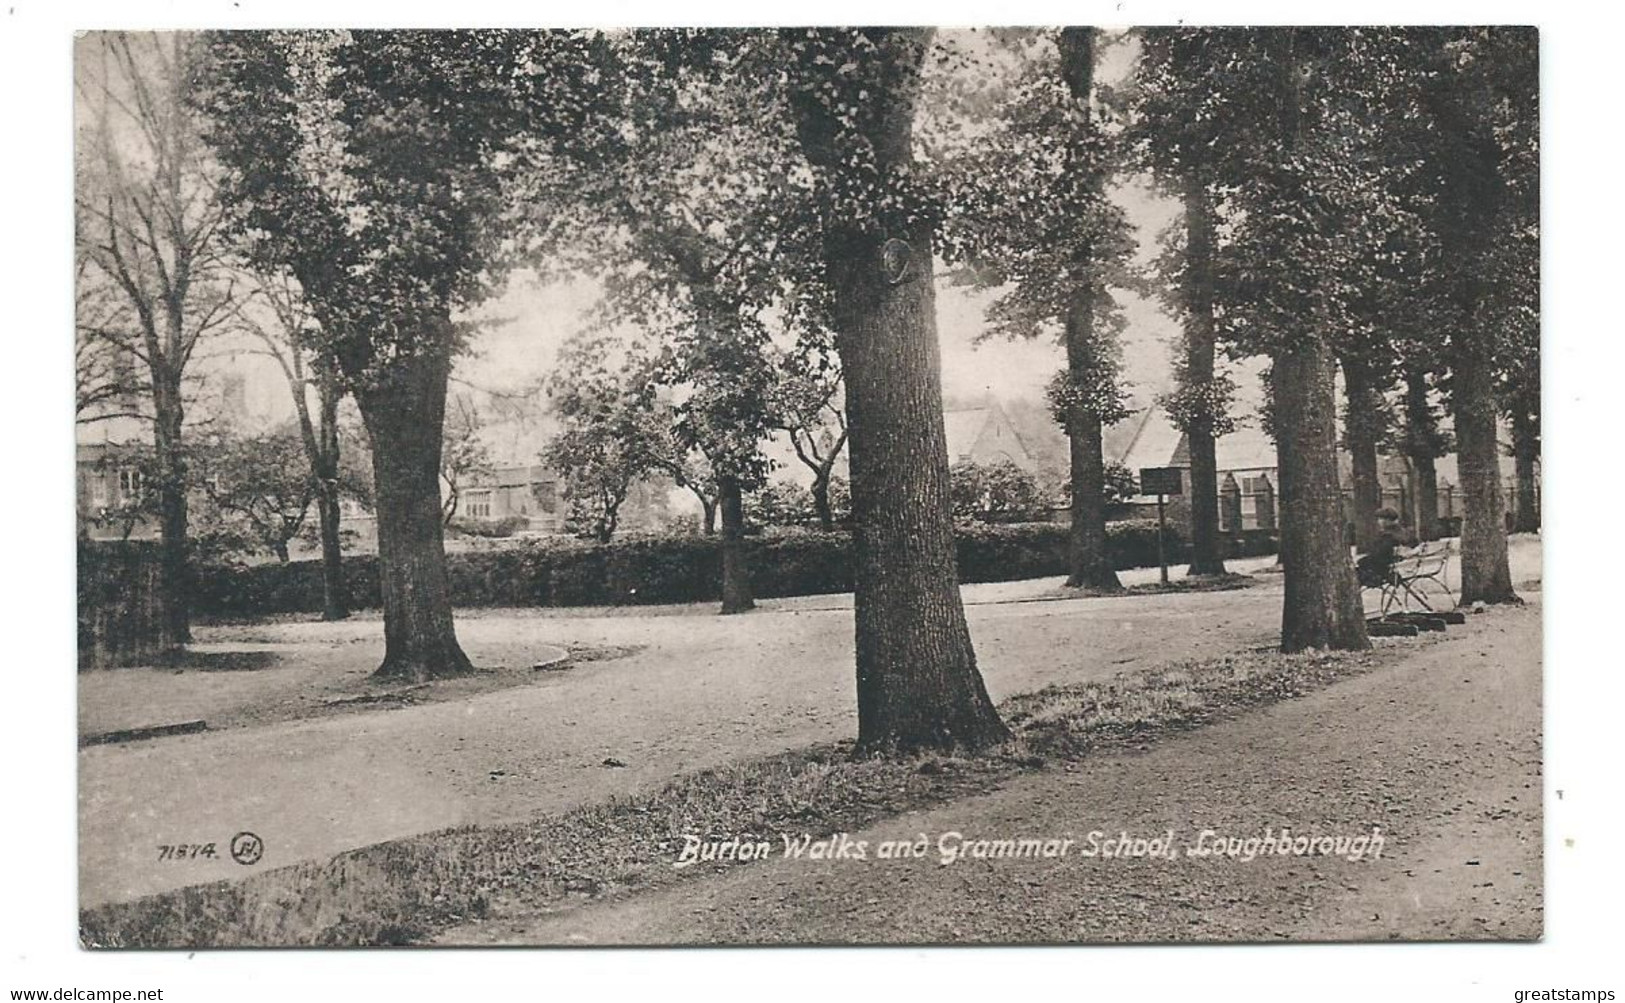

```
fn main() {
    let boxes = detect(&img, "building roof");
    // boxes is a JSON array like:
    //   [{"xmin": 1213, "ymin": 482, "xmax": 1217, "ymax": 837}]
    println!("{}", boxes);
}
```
[
  {"xmin": 942, "ymin": 407, "xmax": 992, "ymax": 460},
  {"xmin": 1112, "ymin": 407, "xmax": 1188, "ymax": 474},
  {"xmin": 1213, "ymin": 424, "xmax": 1278, "ymax": 473}
]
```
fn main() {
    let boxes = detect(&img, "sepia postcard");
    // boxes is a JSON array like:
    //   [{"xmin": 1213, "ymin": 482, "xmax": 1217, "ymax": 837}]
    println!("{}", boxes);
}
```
[{"xmin": 72, "ymin": 25, "xmax": 1542, "ymax": 950}]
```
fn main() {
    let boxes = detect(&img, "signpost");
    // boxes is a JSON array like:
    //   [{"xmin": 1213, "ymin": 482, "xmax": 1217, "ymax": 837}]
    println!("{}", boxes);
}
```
[{"xmin": 1139, "ymin": 467, "xmax": 1184, "ymax": 585}]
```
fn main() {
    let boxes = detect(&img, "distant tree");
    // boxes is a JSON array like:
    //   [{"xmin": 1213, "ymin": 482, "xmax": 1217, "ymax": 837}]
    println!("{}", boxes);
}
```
[
  {"xmin": 439, "ymin": 392, "xmax": 494, "ymax": 526},
  {"xmin": 77, "ymin": 32, "xmax": 241, "ymax": 649},
  {"xmin": 1409, "ymin": 27, "xmax": 1536, "ymax": 602},
  {"xmin": 585, "ymin": 31, "xmax": 829, "ymax": 614},
  {"xmin": 1340, "ymin": 352, "xmax": 1397, "ymax": 551},
  {"xmin": 951, "ymin": 459, "xmax": 1046, "ymax": 523},
  {"xmin": 649, "ymin": 434, "xmax": 720, "ymax": 537},
  {"xmin": 748, "ymin": 480, "xmax": 817, "ymax": 529},
  {"xmin": 1397, "ymin": 364, "xmax": 1452, "ymax": 541},
  {"xmin": 238, "ymin": 268, "xmax": 353, "ymax": 617},
  {"xmin": 1499, "ymin": 297, "xmax": 1540, "ymax": 534},
  {"xmin": 544, "ymin": 333, "xmax": 663, "ymax": 544},
  {"xmin": 938, "ymin": 27, "xmax": 1136, "ymax": 590},
  {"xmin": 1130, "ymin": 26, "xmax": 1251, "ymax": 577},
  {"xmin": 1102, "ymin": 461, "xmax": 1137, "ymax": 505},
  {"xmin": 550, "ymin": 430, "xmax": 643, "ymax": 544},
  {"xmin": 194, "ymin": 427, "xmax": 315, "ymax": 563},
  {"xmin": 773, "ymin": 361, "xmax": 848, "ymax": 531}
]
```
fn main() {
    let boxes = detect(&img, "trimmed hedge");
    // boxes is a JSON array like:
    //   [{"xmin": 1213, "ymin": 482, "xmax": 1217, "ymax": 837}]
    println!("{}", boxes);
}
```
[
  {"xmin": 79, "ymin": 541, "xmax": 167, "ymax": 669},
  {"xmin": 190, "ymin": 521, "xmax": 1278, "ymax": 617}
]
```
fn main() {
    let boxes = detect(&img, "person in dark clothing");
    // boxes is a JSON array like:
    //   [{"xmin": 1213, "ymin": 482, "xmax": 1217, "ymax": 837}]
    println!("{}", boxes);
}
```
[{"xmin": 1357, "ymin": 506, "xmax": 1415, "ymax": 588}]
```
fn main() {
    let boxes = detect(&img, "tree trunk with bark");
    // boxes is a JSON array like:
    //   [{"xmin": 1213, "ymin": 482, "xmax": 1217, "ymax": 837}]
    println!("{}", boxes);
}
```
[
  {"xmin": 355, "ymin": 338, "xmax": 474, "ymax": 682},
  {"xmin": 307, "ymin": 362, "xmax": 349, "ymax": 620},
  {"xmin": 789, "ymin": 28, "xmax": 1011, "ymax": 754},
  {"xmin": 1063, "ymin": 388, "xmax": 1118, "ymax": 589},
  {"xmin": 1056, "ymin": 27, "xmax": 1121, "ymax": 592},
  {"xmin": 152, "ymin": 375, "xmax": 191, "ymax": 649},
  {"xmin": 1453, "ymin": 342, "xmax": 1517, "ymax": 603},
  {"xmin": 717, "ymin": 475, "xmax": 755, "ymax": 614},
  {"xmin": 1181, "ymin": 173, "xmax": 1227, "ymax": 577},
  {"xmin": 1273, "ymin": 344, "xmax": 1371, "ymax": 652},
  {"xmin": 1429, "ymin": 68, "xmax": 1519, "ymax": 605},
  {"xmin": 1266, "ymin": 33, "xmax": 1369, "ymax": 653},
  {"xmin": 1342, "ymin": 356, "xmax": 1384, "ymax": 552},
  {"xmin": 811, "ymin": 474, "xmax": 834, "ymax": 531},
  {"xmin": 315, "ymin": 485, "xmax": 347, "ymax": 617},
  {"xmin": 1511, "ymin": 409, "xmax": 1540, "ymax": 533},
  {"xmin": 1403, "ymin": 369, "xmax": 1442, "ymax": 542}
]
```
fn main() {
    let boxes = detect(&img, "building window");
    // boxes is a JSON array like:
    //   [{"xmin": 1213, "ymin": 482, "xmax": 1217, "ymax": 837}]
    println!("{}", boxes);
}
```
[
  {"xmin": 118, "ymin": 468, "xmax": 143, "ymax": 503},
  {"xmin": 466, "ymin": 491, "xmax": 492, "ymax": 519}
]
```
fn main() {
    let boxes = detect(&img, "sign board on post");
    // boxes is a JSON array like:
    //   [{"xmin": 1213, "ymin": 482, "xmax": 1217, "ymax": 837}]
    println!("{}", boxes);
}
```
[
  {"xmin": 1139, "ymin": 466, "xmax": 1184, "ymax": 497},
  {"xmin": 1138, "ymin": 467, "xmax": 1183, "ymax": 585}
]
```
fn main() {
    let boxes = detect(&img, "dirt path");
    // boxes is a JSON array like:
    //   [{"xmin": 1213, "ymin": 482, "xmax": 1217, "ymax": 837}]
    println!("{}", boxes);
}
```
[
  {"xmin": 443, "ymin": 598, "xmax": 1542, "ymax": 945},
  {"xmin": 79, "ymin": 536, "xmax": 1540, "ymax": 909},
  {"xmin": 79, "ymin": 581, "xmax": 1282, "ymax": 906}
]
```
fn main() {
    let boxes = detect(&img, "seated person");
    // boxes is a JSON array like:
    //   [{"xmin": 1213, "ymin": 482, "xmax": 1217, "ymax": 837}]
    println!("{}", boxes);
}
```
[{"xmin": 1356, "ymin": 507, "xmax": 1416, "ymax": 588}]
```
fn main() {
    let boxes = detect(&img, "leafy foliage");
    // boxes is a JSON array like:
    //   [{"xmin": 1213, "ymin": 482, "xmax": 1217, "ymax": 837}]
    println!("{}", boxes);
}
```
[
  {"xmin": 543, "ymin": 333, "xmax": 666, "ymax": 543},
  {"xmin": 199, "ymin": 30, "xmax": 623, "ymax": 390},
  {"xmin": 193, "ymin": 427, "xmax": 316, "ymax": 561},
  {"xmin": 936, "ymin": 29, "xmax": 1137, "ymax": 430},
  {"xmin": 950, "ymin": 459, "xmax": 1048, "ymax": 523}
]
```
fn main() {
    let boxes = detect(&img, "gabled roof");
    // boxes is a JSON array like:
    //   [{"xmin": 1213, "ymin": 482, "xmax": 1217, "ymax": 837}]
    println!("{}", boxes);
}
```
[
  {"xmin": 1114, "ymin": 407, "xmax": 1186, "ymax": 474},
  {"xmin": 943, "ymin": 407, "xmax": 993, "ymax": 459}
]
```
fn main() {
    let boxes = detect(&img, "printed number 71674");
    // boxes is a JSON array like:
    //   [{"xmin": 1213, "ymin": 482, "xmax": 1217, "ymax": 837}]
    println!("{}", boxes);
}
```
[{"xmin": 157, "ymin": 843, "xmax": 218, "ymax": 861}]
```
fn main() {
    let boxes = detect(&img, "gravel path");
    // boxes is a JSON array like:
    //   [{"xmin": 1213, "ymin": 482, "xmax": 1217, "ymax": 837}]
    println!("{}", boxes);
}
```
[{"xmin": 447, "ymin": 597, "xmax": 1542, "ymax": 945}]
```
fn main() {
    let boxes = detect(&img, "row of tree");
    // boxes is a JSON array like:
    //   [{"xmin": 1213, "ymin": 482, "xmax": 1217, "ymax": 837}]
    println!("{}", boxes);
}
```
[{"xmin": 76, "ymin": 27, "xmax": 1536, "ymax": 754}]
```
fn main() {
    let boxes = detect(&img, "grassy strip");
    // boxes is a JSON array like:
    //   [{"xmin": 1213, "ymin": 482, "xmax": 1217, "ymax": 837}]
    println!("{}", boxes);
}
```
[
  {"xmin": 81, "ymin": 639, "xmax": 1419, "ymax": 948},
  {"xmin": 1052, "ymin": 572, "xmax": 1260, "ymax": 602}
]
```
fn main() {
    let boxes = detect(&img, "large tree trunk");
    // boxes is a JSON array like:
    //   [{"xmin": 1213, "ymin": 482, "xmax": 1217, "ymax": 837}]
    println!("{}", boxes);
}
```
[
  {"xmin": 1511, "ymin": 409, "xmax": 1540, "ymax": 533},
  {"xmin": 717, "ymin": 475, "xmax": 755, "ymax": 614},
  {"xmin": 1063, "ymin": 400, "xmax": 1119, "ymax": 590},
  {"xmin": 1267, "ymin": 32, "xmax": 1368, "ymax": 653},
  {"xmin": 152, "ymin": 377, "xmax": 190, "ymax": 649},
  {"xmin": 1429, "ymin": 62, "xmax": 1519, "ymax": 605},
  {"xmin": 356, "ymin": 341, "xmax": 473, "ymax": 682},
  {"xmin": 1403, "ymin": 369, "xmax": 1442, "ymax": 542},
  {"xmin": 1342, "ymin": 356, "xmax": 1384, "ymax": 552},
  {"xmin": 1181, "ymin": 173, "xmax": 1227, "ymax": 577},
  {"xmin": 1273, "ymin": 343, "xmax": 1371, "ymax": 653},
  {"xmin": 789, "ymin": 28, "xmax": 1010, "ymax": 755},
  {"xmin": 1452, "ymin": 345, "xmax": 1517, "ymax": 603},
  {"xmin": 1056, "ymin": 27, "xmax": 1121, "ymax": 592}
]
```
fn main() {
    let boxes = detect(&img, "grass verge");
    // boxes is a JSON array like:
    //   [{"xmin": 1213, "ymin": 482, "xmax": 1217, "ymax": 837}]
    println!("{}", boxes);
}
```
[{"xmin": 81, "ymin": 637, "xmax": 1423, "ymax": 948}]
